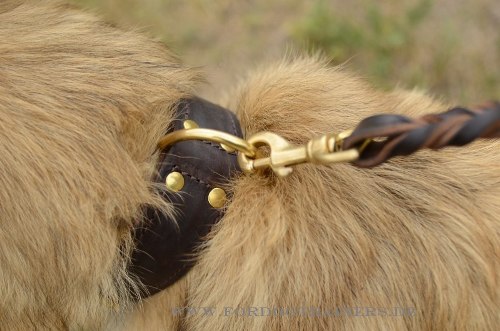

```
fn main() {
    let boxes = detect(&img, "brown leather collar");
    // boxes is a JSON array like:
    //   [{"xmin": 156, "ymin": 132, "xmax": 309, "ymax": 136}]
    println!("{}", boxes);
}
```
[{"xmin": 128, "ymin": 97, "xmax": 242, "ymax": 298}]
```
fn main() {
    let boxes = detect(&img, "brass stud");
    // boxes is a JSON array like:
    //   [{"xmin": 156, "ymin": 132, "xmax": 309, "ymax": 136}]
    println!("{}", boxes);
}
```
[
  {"xmin": 165, "ymin": 171, "xmax": 184, "ymax": 192},
  {"xmin": 208, "ymin": 188, "xmax": 227, "ymax": 208},
  {"xmin": 183, "ymin": 120, "xmax": 199, "ymax": 129},
  {"xmin": 220, "ymin": 143, "xmax": 235, "ymax": 152}
]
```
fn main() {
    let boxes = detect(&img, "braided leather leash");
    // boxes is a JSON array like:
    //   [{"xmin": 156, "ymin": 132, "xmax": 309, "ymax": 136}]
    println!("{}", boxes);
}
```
[
  {"xmin": 132, "ymin": 99, "xmax": 499, "ymax": 296},
  {"xmin": 343, "ymin": 101, "xmax": 500, "ymax": 168},
  {"xmin": 159, "ymin": 101, "xmax": 500, "ymax": 178}
]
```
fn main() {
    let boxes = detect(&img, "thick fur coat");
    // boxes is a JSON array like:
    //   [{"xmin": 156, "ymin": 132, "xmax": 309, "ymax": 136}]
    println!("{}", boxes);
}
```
[{"xmin": 0, "ymin": 1, "xmax": 498, "ymax": 330}]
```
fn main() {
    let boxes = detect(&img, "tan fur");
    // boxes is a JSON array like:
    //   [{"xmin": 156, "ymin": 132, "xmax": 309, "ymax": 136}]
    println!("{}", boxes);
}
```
[
  {"xmin": 182, "ymin": 59, "xmax": 500, "ymax": 331},
  {"xmin": 0, "ymin": 1, "xmax": 196, "ymax": 329},
  {"xmin": 0, "ymin": 2, "xmax": 499, "ymax": 330}
]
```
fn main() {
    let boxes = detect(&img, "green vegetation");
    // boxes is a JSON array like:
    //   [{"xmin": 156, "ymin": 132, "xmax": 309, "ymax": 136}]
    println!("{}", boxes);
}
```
[
  {"xmin": 293, "ymin": 0, "xmax": 433, "ymax": 89},
  {"xmin": 69, "ymin": 0, "xmax": 499, "ymax": 103}
]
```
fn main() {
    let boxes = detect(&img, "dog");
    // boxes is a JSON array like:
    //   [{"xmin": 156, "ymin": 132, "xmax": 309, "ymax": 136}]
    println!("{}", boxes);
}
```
[{"xmin": 0, "ymin": 1, "xmax": 498, "ymax": 330}]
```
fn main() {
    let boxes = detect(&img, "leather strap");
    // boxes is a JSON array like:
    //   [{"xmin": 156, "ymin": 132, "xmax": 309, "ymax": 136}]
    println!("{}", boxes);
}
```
[
  {"xmin": 343, "ymin": 101, "xmax": 500, "ymax": 167},
  {"xmin": 128, "ymin": 97, "xmax": 242, "ymax": 297}
]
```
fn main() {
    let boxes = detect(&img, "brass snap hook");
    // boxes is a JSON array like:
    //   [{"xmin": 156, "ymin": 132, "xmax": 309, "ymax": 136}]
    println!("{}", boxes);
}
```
[
  {"xmin": 158, "ymin": 127, "xmax": 368, "ymax": 178},
  {"xmin": 238, "ymin": 130, "xmax": 365, "ymax": 177},
  {"xmin": 237, "ymin": 132, "xmax": 299, "ymax": 177}
]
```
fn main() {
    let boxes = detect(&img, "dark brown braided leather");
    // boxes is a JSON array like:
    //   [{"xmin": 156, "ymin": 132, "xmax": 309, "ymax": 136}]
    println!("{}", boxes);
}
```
[{"xmin": 343, "ymin": 101, "xmax": 500, "ymax": 168}]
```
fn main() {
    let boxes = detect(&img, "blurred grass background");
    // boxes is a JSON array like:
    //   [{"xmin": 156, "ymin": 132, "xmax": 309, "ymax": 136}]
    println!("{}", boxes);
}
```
[{"xmin": 69, "ymin": 0, "xmax": 499, "ymax": 104}]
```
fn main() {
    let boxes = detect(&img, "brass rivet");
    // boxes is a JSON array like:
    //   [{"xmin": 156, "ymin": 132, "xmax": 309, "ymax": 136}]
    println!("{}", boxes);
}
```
[
  {"xmin": 183, "ymin": 120, "xmax": 199, "ymax": 129},
  {"xmin": 208, "ymin": 188, "xmax": 227, "ymax": 208},
  {"xmin": 220, "ymin": 143, "xmax": 235, "ymax": 152},
  {"xmin": 165, "ymin": 171, "xmax": 184, "ymax": 192}
]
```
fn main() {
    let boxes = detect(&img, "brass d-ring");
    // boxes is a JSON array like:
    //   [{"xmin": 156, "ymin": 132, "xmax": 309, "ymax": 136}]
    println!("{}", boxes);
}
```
[{"xmin": 158, "ymin": 128, "xmax": 257, "ymax": 158}]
